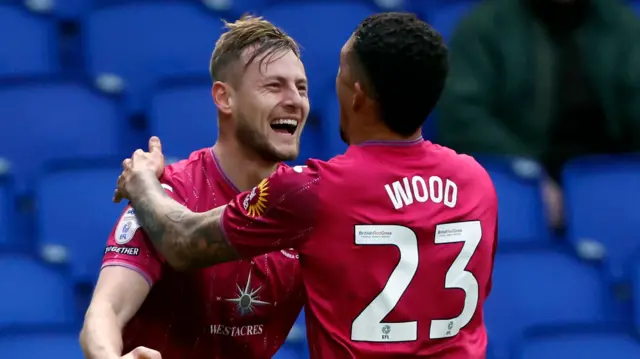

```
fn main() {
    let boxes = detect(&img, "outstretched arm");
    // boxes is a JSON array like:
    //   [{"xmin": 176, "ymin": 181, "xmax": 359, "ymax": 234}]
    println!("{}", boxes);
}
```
[
  {"xmin": 116, "ymin": 137, "xmax": 319, "ymax": 270},
  {"xmin": 115, "ymin": 138, "xmax": 239, "ymax": 270}
]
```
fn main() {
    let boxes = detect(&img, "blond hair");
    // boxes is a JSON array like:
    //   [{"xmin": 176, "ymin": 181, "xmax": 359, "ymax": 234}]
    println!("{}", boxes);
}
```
[{"xmin": 209, "ymin": 15, "xmax": 300, "ymax": 83}]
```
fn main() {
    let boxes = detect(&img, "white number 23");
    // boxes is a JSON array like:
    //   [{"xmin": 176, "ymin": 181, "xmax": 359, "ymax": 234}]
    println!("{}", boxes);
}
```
[{"xmin": 351, "ymin": 221, "xmax": 482, "ymax": 342}]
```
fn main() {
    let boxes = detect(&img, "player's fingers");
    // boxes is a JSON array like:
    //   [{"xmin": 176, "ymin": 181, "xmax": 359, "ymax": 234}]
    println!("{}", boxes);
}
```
[
  {"xmin": 122, "ymin": 158, "xmax": 132, "ymax": 170},
  {"xmin": 131, "ymin": 346, "xmax": 162, "ymax": 359},
  {"xmin": 149, "ymin": 136, "xmax": 162, "ymax": 154},
  {"xmin": 113, "ymin": 189, "xmax": 123, "ymax": 203},
  {"xmin": 133, "ymin": 149, "xmax": 145, "ymax": 159}
]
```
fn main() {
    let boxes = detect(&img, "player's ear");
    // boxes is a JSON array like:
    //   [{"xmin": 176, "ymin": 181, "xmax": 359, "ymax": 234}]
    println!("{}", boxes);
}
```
[
  {"xmin": 352, "ymin": 81, "xmax": 366, "ymax": 112},
  {"xmin": 212, "ymin": 81, "xmax": 233, "ymax": 116}
]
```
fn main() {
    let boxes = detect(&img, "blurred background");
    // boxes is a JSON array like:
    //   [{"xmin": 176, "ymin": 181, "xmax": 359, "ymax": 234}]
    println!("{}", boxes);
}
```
[{"xmin": 0, "ymin": 0, "xmax": 639, "ymax": 358}]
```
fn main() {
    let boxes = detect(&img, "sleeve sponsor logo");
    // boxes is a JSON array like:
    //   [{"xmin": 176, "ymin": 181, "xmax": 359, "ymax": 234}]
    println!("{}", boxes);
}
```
[
  {"xmin": 242, "ymin": 179, "xmax": 269, "ymax": 217},
  {"xmin": 105, "ymin": 245, "xmax": 140, "ymax": 256},
  {"xmin": 114, "ymin": 207, "xmax": 142, "ymax": 244}
]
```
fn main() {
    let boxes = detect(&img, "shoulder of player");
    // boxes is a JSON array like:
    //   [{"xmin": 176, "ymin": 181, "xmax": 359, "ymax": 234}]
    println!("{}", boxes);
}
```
[
  {"xmin": 161, "ymin": 148, "xmax": 212, "ymax": 198},
  {"xmin": 432, "ymin": 145, "xmax": 495, "ymax": 189},
  {"xmin": 452, "ymin": 152, "xmax": 497, "ymax": 203}
]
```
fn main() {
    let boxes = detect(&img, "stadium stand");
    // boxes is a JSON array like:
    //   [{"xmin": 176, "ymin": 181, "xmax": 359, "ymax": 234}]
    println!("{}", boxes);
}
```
[
  {"xmin": 149, "ymin": 77, "xmax": 220, "ymax": 160},
  {"xmin": 0, "ymin": 5, "xmax": 58, "ymax": 77},
  {"xmin": 0, "ymin": 1, "xmax": 638, "ymax": 358},
  {"xmin": 563, "ymin": 155, "xmax": 640, "ymax": 282},
  {"xmin": 36, "ymin": 163, "xmax": 127, "ymax": 283}
]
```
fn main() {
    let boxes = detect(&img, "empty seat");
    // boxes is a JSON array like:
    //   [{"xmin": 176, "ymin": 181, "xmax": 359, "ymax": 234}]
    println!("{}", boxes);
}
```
[
  {"xmin": 288, "ymin": 122, "xmax": 324, "ymax": 165},
  {"xmin": 84, "ymin": 2, "xmax": 223, "ymax": 113},
  {"xmin": 0, "ymin": 80, "xmax": 124, "ymax": 188},
  {"xmin": 263, "ymin": 2, "xmax": 375, "ymax": 110},
  {"xmin": 149, "ymin": 79, "xmax": 219, "ymax": 159},
  {"xmin": 563, "ymin": 155, "xmax": 640, "ymax": 280},
  {"xmin": 319, "ymin": 93, "xmax": 348, "ymax": 158},
  {"xmin": 518, "ymin": 330, "xmax": 640, "ymax": 359},
  {"xmin": 476, "ymin": 157, "xmax": 549, "ymax": 245},
  {"xmin": 50, "ymin": 0, "xmax": 91, "ymax": 19},
  {"xmin": 0, "ymin": 5, "xmax": 57, "ymax": 76},
  {"xmin": 36, "ymin": 165, "xmax": 127, "ymax": 283},
  {"xmin": 0, "ymin": 327, "xmax": 83, "ymax": 359},
  {"xmin": 484, "ymin": 248, "xmax": 608, "ymax": 358},
  {"xmin": 631, "ymin": 260, "xmax": 640, "ymax": 331},
  {"xmin": 0, "ymin": 177, "xmax": 11, "ymax": 245},
  {"xmin": 420, "ymin": 1, "xmax": 478, "ymax": 42},
  {"xmin": 272, "ymin": 345, "xmax": 306, "ymax": 359},
  {"xmin": 0, "ymin": 255, "xmax": 75, "ymax": 327}
]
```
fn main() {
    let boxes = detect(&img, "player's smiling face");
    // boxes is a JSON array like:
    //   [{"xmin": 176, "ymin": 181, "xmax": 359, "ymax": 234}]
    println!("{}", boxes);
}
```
[{"xmin": 232, "ymin": 49, "xmax": 309, "ymax": 162}]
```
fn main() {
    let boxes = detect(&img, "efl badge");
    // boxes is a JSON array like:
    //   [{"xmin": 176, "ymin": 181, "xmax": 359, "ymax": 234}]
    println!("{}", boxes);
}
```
[{"xmin": 114, "ymin": 207, "xmax": 141, "ymax": 244}]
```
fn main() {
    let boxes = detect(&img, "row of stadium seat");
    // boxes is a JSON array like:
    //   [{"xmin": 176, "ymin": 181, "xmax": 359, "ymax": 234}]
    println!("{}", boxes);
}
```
[
  {"xmin": 4, "ymin": 0, "xmax": 638, "ymax": 109},
  {"xmin": 0, "ymin": 79, "xmax": 337, "ymax": 190},
  {"xmin": 2, "ymin": 326, "xmax": 640, "ymax": 359},
  {"xmin": 2, "ymin": 155, "xmax": 639, "ymax": 282},
  {"xmin": 3, "ymin": 246, "xmax": 640, "ymax": 358}
]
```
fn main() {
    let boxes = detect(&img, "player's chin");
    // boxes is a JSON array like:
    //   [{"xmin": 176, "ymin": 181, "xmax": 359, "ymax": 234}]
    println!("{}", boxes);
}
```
[{"xmin": 270, "ymin": 145, "xmax": 299, "ymax": 162}]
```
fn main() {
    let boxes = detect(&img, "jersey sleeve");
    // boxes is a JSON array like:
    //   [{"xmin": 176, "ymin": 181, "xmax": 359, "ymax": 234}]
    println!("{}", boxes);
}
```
[
  {"xmin": 221, "ymin": 165, "xmax": 321, "ymax": 258},
  {"xmin": 102, "ymin": 184, "xmax": 185, "ymax": 286}
]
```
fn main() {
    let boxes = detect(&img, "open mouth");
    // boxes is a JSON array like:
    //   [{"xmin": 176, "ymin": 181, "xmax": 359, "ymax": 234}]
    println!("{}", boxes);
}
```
[{"xmin": 270, "ymin": 118, "xmax": 299, "ymax": 135}]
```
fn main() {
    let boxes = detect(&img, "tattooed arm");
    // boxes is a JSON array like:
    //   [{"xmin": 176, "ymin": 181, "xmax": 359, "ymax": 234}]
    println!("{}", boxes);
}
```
[
  {"xmin": 125, "ymin": 170, "xmax": 240, "ymax": 271},
  {"xmin": 117, "ymin": 136, "xmax": 319, "ymax": 268}
]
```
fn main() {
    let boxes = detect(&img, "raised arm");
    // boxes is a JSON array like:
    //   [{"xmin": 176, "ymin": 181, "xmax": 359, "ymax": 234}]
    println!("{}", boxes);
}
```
[
  {"xmin": 120, "ymin": 169, "xmax": 239, "ymax": 270},
  {"xmin": 114, "ymin": 137, "xmax": 320, "ymax": 270}
]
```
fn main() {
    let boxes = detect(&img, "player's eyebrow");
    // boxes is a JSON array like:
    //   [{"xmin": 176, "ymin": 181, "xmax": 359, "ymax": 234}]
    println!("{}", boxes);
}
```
[{"xmin": 263, "ymin": 75, "xmax": 307, "ymax": 86}]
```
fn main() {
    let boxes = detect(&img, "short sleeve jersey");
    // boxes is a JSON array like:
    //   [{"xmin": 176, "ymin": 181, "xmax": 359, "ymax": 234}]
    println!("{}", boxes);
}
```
[
  {"xmin": 221, "ymin": 138, "xmax": 498, "ymax": 359},
  {"xmin": 102, "ymin": 148, "xmax": 305, "ymax": 359}
]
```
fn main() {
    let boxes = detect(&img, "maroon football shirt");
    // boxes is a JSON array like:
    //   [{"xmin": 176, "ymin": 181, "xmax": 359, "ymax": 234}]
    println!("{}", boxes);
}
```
[
  {"xmin": 222, "ymin": 138, "xmax": 498, "ymax": 358},
  {"xmin": 103, "ymin": 148, "xmax": 304, "ymax": 359}
]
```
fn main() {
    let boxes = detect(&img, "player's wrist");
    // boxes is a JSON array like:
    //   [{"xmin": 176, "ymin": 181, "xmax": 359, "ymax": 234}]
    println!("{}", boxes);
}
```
[{"xmin": 127, "ymin": 169, "xmax": 159, "ymax": 200}]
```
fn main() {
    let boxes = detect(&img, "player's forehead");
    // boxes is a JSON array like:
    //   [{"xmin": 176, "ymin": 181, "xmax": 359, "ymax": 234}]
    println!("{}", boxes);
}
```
[
  {"xmin": 242, "ymin": 47, "xmax": 307, "ymax": 84},
  {"xmin": 338, "ymin": 34, "xmax": 355, "ymax": 77},
  {"xmin": 339, "ymin": 34, "xmax": 355, "ymax": 64}
]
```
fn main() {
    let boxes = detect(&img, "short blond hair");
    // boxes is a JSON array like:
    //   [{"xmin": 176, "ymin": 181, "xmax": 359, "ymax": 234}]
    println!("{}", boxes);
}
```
[{"xmin": 209, "ymin": 15, "xmax": 300, "ymax": 83}]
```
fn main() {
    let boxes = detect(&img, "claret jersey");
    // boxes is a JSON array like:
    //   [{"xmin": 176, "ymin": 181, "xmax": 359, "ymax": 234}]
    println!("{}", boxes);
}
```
[{"xmin": 103, "ymin": 148, "xmax": 305, "ymax": 359}]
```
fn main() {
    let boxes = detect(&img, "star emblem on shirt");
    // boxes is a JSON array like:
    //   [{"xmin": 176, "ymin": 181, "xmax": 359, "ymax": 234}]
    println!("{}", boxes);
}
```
[{"xmin": 225, "ymin": 269, "xmax": 270, "ymax": 316}]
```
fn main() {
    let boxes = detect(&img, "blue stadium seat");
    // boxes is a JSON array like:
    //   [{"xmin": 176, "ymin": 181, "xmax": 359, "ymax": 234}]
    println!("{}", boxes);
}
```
[
  {"xmin": 36, "ymin": 164, "xmax": 127, "ymax": 283},
  {"xmin": 0, "ymin": 177, "xmax": 11, "ymax": 246},
  {"xmin": 0, "ymin": 327, "xmax": 83, "ymax": 359},
  {"xmin": 563, "ymin": 155, "xmax": 640, "ymax": 281},
  {"xmin": 0, "ymin": 255, "xmax": 76, "ymax": 327},
  {"xmin": 319, "ymin": 93, "xmax": 348, "ymax": 159},
  {"xmin": 631, "ymin": 259, "xmax": 640, "ymax": 331},
  {"xmin": 420, "ymin": 1, "xmax": 478, "ymax": 42},
  {"xmin": 0, "ymin": 79, "xmax": 124, "ymax": 189},
  {"xmin": 289, "ymin": 122, "xmax": 324, "ymax": 165},
  {"xmin": 263, "ymin": 2, "xmax": 376, "ymax": 111},
  {"xmin": 484, "ymin": 248, "xmax": 609, "ymax": 359},
  {"xmin": 475, "ymin": 157, "xmax": 549, "ymax": 245},
  {"xmin": 0, "ymin": 5, "xmax": 57, "ymax": 76},
  {"xmin": 84, "ymin": 2, "xmax": 223, "ymax": 113},
  {"xmin": 149, "ymin": 78, "xmax": 218, "ymax": 159},
  {"xmin": 272, "ymin": 345, "xmax": 305, "ymax": 359},
  {"xmin": 51, "ymin": 0, "xmax": 90, "ymax": 18},
  {"xmin": 517, "ymin": 330, "xmax": 640, "ymax": 359}
]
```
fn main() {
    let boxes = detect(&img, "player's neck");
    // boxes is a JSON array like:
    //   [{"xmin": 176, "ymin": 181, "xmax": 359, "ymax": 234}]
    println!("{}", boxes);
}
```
[
  {"xmin": 347, "ymin": 123, "xmax": 422, "ymax": 145},
  {"xmin": 212, "ymin": 142, "xmax": 278, "ymax": 192}
]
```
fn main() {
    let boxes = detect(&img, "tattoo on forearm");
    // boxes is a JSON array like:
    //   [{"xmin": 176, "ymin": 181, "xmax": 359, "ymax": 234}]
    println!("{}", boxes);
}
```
[{"xmin": 127, "ymin": 172, "xmax": 239, "ymax": 269}]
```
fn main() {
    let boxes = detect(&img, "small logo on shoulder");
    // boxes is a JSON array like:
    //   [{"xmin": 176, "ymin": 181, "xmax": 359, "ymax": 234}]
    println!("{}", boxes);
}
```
[
  {"xmin": 114, "ymin": 207, "xmax": 141, "ymax": 244},
  {"xmin": 243, "ymin": 179, "xmax": 269, "ymax": 217}
]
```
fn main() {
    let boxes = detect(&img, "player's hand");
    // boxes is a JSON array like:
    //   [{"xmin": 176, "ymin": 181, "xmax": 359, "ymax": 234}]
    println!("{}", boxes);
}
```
[
  {"xmin": 121, "ymin": 346, "xmax": 162, "ymax": 359},
  {"xmin": 113, "ymin": 136, "xmax": 166, "ymax": 203}
]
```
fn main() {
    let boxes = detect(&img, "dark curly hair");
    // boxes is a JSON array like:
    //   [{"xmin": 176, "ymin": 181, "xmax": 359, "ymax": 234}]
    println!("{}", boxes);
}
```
[{"xmin": 350, "ymin": 13, "xmax": 448, "ymax": 137}]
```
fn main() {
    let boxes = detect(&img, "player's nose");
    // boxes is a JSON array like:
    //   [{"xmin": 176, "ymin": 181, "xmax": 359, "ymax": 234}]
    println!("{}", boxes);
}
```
[{"xmin": 282, "ymin": 85, "xmax": 307, "ymax": 109}]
